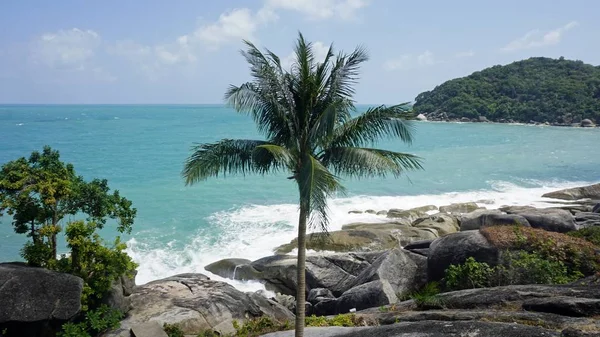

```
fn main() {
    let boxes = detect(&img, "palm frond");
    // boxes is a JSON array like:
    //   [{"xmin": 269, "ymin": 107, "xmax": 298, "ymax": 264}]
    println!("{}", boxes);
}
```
[
  {"xmin": 309, "ymin": 98, "xmax": 353, "ymax": 150},
  {"xmin": 182, "ymin": 139, "xmax": 285, "ymax": 185},
  {"xmin": 327, "ymin": 104, "xmax": 416, "ymax": 148},
  {"xmin": 321, "ymin": 147, "xmax": 423, "ymax": 178},
  {"xmin": 297, "ymin": 154, "xmax": 344, "ymax": 231},
  {"xmin": 226, "ymin": 41, "xmax": 296, "ymax": 145}
]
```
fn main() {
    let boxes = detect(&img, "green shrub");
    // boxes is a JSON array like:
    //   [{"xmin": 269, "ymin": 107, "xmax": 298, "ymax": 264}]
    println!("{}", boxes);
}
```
[
  {"xmin": 443, "ymin": 250, "xmax": 583, "ymax": 291},
  {"xmin": 232, "ymin": 316, "xmax": 291, "ymax": 337},
  {"xmin": 444, "ymin": 257, "xmax": 494, "ymax": 290},
  {"xmin": 163, "ymin": 323, "xmax": 185, "ymax": 337},
  {"xmin": 482, "ymin": 226, "xmax": 600, "ymax": 277},
  {"xmin": 568, "ymin": 226, "xmax": 600, "ymax": 246},
  {"xmin": 495, "ymin": 251, "xmax": 580, "ymax": 285},
  {"xmin": 409, "ymin": 282, "xmax": 444, "ymax": 309},
  {"xmin": 305, "ymin": 315, "xmax": 329, "ymax": 327},
  {"xmin": 51, "ymin": 221, "xmax": 138, "ymax": 311},
  {"xmin": 58, "ymin": 305, "xmax": 123, "ymax": 337}
]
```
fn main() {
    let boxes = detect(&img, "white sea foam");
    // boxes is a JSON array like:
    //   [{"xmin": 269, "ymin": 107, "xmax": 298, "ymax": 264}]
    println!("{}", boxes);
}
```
[{"xmin": 127, "ymin": 179, "xmax": 597, "ymax": 291}]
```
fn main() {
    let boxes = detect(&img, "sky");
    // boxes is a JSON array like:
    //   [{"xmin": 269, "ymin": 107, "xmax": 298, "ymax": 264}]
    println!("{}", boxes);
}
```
[{"xmin": 0, "ymin": 0, "xmax": 598, "ymax": 104}]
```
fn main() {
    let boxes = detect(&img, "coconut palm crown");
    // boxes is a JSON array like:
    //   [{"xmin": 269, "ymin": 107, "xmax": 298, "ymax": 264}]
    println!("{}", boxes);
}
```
[{"xmin": 183, "ymin": 33, "xmax": 423, "ymax": 337}]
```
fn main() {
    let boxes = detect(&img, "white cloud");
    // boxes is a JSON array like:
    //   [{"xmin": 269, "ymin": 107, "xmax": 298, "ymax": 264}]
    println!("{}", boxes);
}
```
[
  {"xmin": 264, "ymin": 0, "xmax": 369, "ymax": 20},
  {"xmin": 384, "ymin": 51, "xmax": 437, "ymax": 71},
  {"xmin": 455, "ymin": 50, "xmax": 475, "ymax": 58},
  {"xmin": 30, "ymin": 28, "xmax": 101, "ymax": 70},
  {"xmin": 281, "ymin": 41, "xmax": 331, "ymax": 70},
  {"xmin": 501, "ymin": 21, "xmax": 579, "ymax": 52},
  {"xmin": 193, "ymin": 8, "xmax": 263, "ymax": 49}
]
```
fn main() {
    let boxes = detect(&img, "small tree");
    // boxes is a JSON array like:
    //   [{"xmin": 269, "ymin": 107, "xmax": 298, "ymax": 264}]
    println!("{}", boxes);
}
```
[{"xmin": 0, "ymin": 146, "xmax": 136, "ymax": 267}]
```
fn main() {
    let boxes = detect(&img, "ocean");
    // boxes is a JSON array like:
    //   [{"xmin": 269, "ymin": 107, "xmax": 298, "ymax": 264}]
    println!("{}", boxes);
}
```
[{"xmin": 1, "ymin": 104, "xmax": 599, "ymax": 292}]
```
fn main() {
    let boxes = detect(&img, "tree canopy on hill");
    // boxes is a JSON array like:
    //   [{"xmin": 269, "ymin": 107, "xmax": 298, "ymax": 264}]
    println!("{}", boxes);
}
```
[{"xmin": 413, "ymin": 57, "xmax": 600, "ymax": 123}]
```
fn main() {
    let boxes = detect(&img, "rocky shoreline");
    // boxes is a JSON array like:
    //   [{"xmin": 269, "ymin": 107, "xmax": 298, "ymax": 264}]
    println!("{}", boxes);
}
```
[
  {"xmin": 416, "ymin": 112, "xmax": 598, "ymax": 128},
  {"xmin": 2, "ymin": 183, "xmax": 600, "ymax": 337}
]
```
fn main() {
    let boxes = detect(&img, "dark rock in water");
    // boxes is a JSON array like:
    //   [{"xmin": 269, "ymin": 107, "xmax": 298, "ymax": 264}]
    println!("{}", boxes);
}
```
[
  {"xmin": 523, "ymin": 296, "xmax": 600, "ymax": 317},
  {"xmin": 335, "ymin": 280, "xmax": 398, "ymax": 314},
  {"xmin": 364, "ymin": 209, "xmax": 377, "ymax": 214},
  {"xmin": 102, "ymin": 274, "xmax": 294, "ymax": 337},
  {"xmin": 403, "ymin": 239, "xmax": 434, "ymax": 250},
  {"xmin": 543, "ymin": 183, "xmax": 600, "ymax": 201},
  {"xmin": 307, "ymin": 288, "xmax": 335, "ymax": 305},
  {"xmin": 460, "ymin": 117, "xmax": 470, "ymax": 122},
  {"xmin": 503, "ymin": 208, "xmax": 576, "ymax": 233},
  {"xmin": 594, "ymin": 203, "xmax": 600, "ymax": 213},
  {"xmin": 581, "ymin": 119, "xmax": 596, "ymax": 127},
  {"xmin": 0, "ymin": 263, "xmax": 83, "ymax": 337},
  {"xmin": 428, "ymin": 231, "xmax": 499, "ymax": 281},
  {"xmin": 260, "ymin": 320, "xmax": 562, "ymax": 337},
  {"xmin": 205, "ymin": 258, "xmax": 253, "ymax": 280},
  {"xmin": 439, "ymin": 202, "xmax": 480, "ymax": 214},
  {"xmin": 348, "ymin": 210, "xmax": 363, "ymax": 214},
  {"xmin": 460, "ymin": 210, "xmax": 530, "ymax": 231},
  {"xmin": 479, "ymin": 116, "xmax": 490, "ymax": 122}
]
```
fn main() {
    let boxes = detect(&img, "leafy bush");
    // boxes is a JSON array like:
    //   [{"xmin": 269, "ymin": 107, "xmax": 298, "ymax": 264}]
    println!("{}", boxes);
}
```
[
  {"xmin": 304, "ymin": 315, "xmax": 329, "ymax": 327},
  {"xmin": 568, "ymin": 226, "xmax": 600, "ymax": 246},
  {"xmin": 54, "ymin": 220, "xmax": 137, "ymax": 311},
  {"xmin": 481, "ymin": 225, "xmax": 599, "ymax": 277},
  {"xmin": 443, "ymin": 250, "xmax": 583, "ymax": 291},
  {"xmin": 163, "ymin": 323, "xmax": 185, "ymax": 337},
  {"xmin": 232, "ymin": 316, "xmax": 291, "ymax": 336},
  {"xmin": 408, "ymin": 282, "xmax": 444, "ymax": 309},
  {"xmin": 444, "ymin": 257, "xmax": 494, "ymax": 290},
  {"xmin": 58, "ymin": 305, "xmax": 123, "ymax": 337}
]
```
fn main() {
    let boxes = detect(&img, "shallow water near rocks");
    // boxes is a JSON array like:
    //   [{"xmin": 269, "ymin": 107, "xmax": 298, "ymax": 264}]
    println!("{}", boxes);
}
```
[{"xmin": 1, "ymin": 104, "xmax": 599, "ymax": 291}]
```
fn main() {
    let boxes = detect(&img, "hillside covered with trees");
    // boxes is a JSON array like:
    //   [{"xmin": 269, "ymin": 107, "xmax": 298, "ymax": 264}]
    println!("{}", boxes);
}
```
[{"xmin": 413, "ymin": 57, "xmax": 600, "ymax": 124}]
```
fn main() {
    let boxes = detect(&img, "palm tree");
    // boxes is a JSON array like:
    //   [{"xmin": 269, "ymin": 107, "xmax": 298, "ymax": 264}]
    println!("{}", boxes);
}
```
[{"xmin": 183, "ymin": 33, "xmax": 422, "ymax": 337}]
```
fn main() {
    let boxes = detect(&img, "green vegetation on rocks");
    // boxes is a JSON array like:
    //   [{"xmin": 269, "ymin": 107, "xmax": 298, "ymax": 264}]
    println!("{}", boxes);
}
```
[{"xmin": 413, "ymin": 57, "xmax": 600, "ymax": 124}]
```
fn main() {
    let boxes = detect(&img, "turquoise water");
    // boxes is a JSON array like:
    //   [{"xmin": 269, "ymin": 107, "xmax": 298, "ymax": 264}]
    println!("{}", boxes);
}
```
[{"xmin": 1, "ymin": 105, "xmax": 599, "ymax": 287}]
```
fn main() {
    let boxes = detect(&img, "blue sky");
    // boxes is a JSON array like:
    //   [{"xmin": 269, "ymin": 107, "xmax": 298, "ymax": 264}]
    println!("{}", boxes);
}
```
[{"xmin": 0, "ymin": 0, "xmax": 597, "ymax": 104}]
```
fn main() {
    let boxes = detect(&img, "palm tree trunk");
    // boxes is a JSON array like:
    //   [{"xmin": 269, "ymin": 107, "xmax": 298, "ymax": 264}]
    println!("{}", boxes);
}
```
[{"xmin": 294, "ymin": 201, "xmax": 309, "ymax": 337}]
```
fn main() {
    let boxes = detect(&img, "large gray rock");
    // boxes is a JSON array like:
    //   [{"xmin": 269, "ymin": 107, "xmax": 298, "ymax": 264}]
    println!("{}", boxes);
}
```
[
  {"xmin": 439, "ymin": 202, "xmax": 480, "ymax": 214},
  {"xmin": 130, "ymin": 322, "xmax": 168, "ymax": 337},
  {"xmin": 342, "ymin": 223, "xmax": 439, "ymax": 246},
  {"xmin": 428, "ymin": 230, "xmax": 499, "ymax": 281},
  {"xmin": 103, "ymin": 274, "xmax": 294, "ymax": 336},
  {"xmin": 251, "ymin": 252, "xmax": 382, "ymax": 296},
  {"xmin": 523, "ymin": 296, "xmax": 600, "ymax": 317},
  {"xmin": 335, "ymin": 280, "xmax": 398, "ymax": 314},
  {"xmin": 347, "ymin": 248, "xmax": 427, "ymax": 299},
  {"xmin": 460, "ymin": 210, "xmax": 530, "ymax": 231},
  {"xmin": 386, "ymin": 209, "xmax": 428, "ymax": 222},
  {"xmin": 260, "ymin": 320, "xmax": 562, "ymax": 337},
  {"xmin": 0, "ymin": 263, "xmax": 83, "ymax": 323},
  {"xmin": 274, "ymin": 229, "xmax": 400, "ymax": 254},
  {"xmin": 434, "ymin": 284, "xmax": 600, "ymax": 309},
  {"xmin": 575, "ymin": 212, "xmax": 600, "ymax": 228},
  {"xmin": 204, "ymin": 258, "xmax": 253, "ymax": 280},
  {"xmin": 412, "ymin": 214, "xmax": 460, "ymax": 236},
  {"xmin": 102, "ymin": 277, "xmax": 132, "ymax": 314},
  {"xmin": 307, "ymin": 288, "xmax": 335, "ymax": 305},
  {"xmin": 594, "ymin": 203, "xmax": 600, "ymax": 213},
  {"xmin": 542, "ymin": 183, "xmax": 600, "ymax": 201},
  {"xmin": 504, "ymin": 208, "xmax": 576, "ymax": 233}
]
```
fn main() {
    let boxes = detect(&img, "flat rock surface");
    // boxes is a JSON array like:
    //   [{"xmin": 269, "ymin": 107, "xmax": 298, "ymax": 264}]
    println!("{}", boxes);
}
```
[{"xmin": 260, "ymin": 320, "xmax": 561, "ymax": 336}]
